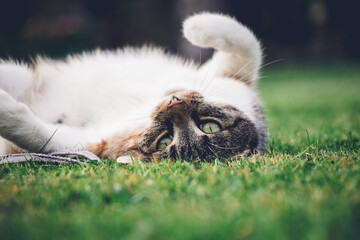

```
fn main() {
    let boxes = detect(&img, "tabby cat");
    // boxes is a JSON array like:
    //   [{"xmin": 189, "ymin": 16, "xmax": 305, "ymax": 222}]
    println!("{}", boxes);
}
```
[{"xmin": 0, "ymin": 12, "xmax": 267, "ymax": 162}]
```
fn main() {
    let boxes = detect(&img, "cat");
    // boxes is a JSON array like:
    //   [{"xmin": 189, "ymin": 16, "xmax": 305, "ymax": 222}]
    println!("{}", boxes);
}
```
[{"xmin": 0, "ymin": 12, "xmax": 267, "ymax": 162}]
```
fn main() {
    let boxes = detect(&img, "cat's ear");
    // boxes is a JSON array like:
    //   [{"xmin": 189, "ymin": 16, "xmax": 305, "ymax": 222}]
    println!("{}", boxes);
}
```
[{"xmin": 183, "ymin": 12, "xmax": 262, "ymax": 86}]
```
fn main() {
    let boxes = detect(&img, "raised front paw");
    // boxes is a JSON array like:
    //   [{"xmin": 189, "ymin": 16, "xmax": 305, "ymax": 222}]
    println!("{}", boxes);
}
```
[{"xmin": 183, "ymin": 12, "xmax": 259, "ymax": 54}]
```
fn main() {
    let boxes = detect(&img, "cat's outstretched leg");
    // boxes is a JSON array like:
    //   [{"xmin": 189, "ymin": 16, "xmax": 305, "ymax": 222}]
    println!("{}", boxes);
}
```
[
  {"xmin": 0, "ymin": 61, "xmax": 37, "ymax": 101},
  {"xmin": 0, "ymin": 89, "xmax": 82, "ymax": 154},
  {"xmin": 183, "ymin": 12, "xmax": 262, "ymax": 86}
]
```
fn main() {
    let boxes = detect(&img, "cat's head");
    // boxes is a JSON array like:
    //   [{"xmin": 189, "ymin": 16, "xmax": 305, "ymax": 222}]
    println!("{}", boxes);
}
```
[{"xmin": 127, "ymin": 90, "xmax": 259, "ymax": 161}]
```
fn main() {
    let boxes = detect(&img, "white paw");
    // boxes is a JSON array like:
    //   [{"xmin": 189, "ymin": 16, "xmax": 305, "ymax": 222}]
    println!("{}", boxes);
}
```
[
  {"xmin": 0, "ymin": 89, "xmax": 27, "ymax": 120},
  {"xmin": 116, "ymin": 155, "xmax": 133, "ymax": 164},
  {"xmin": 183, "ymin": 12, "xmax": 259, "ymax": 54}
]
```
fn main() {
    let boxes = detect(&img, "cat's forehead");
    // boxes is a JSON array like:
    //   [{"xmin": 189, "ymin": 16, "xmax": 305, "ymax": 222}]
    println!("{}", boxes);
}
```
[
  {"xmin": 152, "ymin": 91, "xmax": 203, "ymax": 113},
  {"xmin": 150, "ymin": 90, "xmax": 247, "ymax": 129},
  {"xmin": 200, "ymin": 78, "xmax": 259, "ymax": 124}
]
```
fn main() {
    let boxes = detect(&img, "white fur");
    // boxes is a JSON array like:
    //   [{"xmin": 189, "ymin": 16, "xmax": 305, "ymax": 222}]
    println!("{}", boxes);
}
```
[
  {"xmin": 0, "ymin": 13, "xmax": 265, "ymax": 156},
  {"xmin": 0, "ymin": 62, "xmax": 34, "ymax": 101}
]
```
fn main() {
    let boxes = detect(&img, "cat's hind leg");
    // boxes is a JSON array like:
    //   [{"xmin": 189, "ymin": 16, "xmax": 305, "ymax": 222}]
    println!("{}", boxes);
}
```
[
  {"xmin": 183, "ymin": 12, "xmax": 262, "ymax": 86},
  {"xmin": 0, "ymin": 89, "xmax": 82, "ymax": 154}
]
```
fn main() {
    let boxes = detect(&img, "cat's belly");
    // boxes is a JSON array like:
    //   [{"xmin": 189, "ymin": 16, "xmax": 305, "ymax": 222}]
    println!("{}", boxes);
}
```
[{"xmin": 27, "ymin": 68, "xmax": 198, "ymax": 129}]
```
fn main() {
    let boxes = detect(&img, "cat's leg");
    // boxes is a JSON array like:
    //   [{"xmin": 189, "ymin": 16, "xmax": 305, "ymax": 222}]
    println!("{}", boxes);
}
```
[
  {"xmin": 0, "ymin": 61, "xmax": 38, "ymax": 102},
  {"xmin": 183, "ymin": 13, "xmax": 262, "ymax": 86},
  {"xmin": 0, "ymin": 89, "xmax": 82, "ymax": 154}
]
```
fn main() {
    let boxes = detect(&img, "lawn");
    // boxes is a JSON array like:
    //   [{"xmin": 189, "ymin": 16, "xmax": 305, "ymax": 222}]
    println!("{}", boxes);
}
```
[{"xmin": 0, "ymin": 63, "xmax": 359, "ymax": 240}]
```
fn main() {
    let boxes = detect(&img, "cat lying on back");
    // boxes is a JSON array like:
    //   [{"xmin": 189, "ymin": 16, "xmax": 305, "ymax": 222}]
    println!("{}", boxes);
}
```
[{"xmin": 0, "ymin": 12, "xmax": 267, "ymax": 162}]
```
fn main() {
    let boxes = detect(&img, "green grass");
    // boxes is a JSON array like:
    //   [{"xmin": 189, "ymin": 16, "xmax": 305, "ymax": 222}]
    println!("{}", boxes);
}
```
[{"xmin": 1, "ymin": 63, "xmax": 359, "ymax": 240}]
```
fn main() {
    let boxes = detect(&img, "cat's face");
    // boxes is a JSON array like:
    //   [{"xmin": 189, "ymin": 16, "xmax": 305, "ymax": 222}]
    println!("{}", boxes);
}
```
[{"xmin": 131, "ymin": 91, "xmax": 258, "ymax": 161}]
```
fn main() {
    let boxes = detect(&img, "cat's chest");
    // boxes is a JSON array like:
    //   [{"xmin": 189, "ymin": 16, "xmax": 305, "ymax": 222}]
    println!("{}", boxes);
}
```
[{"xmin": 28, "ymin": 64, "xmax": 197, "ymax": 128}]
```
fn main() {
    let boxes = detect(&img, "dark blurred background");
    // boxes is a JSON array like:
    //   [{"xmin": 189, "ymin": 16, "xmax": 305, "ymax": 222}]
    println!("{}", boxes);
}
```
[{"xmin": 0, "ymin": 0, "xmax": 359, "ymax": 63}]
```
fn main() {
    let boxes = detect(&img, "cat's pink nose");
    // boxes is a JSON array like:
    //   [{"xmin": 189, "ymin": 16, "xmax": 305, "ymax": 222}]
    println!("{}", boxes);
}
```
[{"xmin": 168, "ymin": 96, "xmax": 184, "ymax": 108}]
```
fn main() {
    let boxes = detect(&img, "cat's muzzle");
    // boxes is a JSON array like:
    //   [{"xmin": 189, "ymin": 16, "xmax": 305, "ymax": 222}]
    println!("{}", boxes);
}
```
[{"xmin": 167, "ymin": 96, "xmax": 184, "ymax": 109}]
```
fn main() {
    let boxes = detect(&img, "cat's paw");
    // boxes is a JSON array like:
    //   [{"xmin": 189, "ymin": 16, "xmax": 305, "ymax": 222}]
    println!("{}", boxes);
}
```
[
  {"xmin": 0, "ymin": 88, "xmax": 79, "ymax": 153},
  {"xmin": 116, "ymin": 155, "xmax": 133, "ymax": 164},
  {"xmin": 0, "ymin": 89, "xmax": 27, "ymax": 118},
  {"xmin": 183, "ymin": 12, "xmax": 259, "ymax": 54}
]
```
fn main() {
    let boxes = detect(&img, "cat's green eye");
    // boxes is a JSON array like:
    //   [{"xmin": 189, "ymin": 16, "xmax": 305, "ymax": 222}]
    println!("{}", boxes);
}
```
[
  {"xmin": 200, "ymin": 121, "xmax": 221, "ymax": 134},
  {"xmin": 157, "ymin": 135, "xmax": 173, "ymax": 150}
]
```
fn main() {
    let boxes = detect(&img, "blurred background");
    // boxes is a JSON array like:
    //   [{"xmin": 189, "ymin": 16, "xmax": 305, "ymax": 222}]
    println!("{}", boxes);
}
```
[{"xmin": 0, "ymin": 0, "xmax": 359, "ymax": 63}]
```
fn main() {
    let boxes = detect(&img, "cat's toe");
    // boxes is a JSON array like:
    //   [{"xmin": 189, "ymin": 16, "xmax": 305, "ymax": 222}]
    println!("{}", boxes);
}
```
[{"xmin": 183, "ymin": 12, "xmax": 239, "ymax": 51}]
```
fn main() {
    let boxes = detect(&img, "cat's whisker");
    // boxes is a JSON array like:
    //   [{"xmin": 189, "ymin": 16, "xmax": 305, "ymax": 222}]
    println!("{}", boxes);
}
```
[
  {"xmin": 202, "ymin": 58, "xmax": 277, "ymax": 98},
  {"xmin": 235, "ymin": 58, "xmax": 284, "ymax": 85},
  {"xmin": 207, "ymin": 142, "xmax": 244, "ymax": 150},
  {"xmin": 199, "ymin": 82, "xmax": 241, "ymax": 101},
  {"xmin": 199, "ymin": 48, "xmax": 202, "ymax": 65},
  {"xmin": 200, "ymin": 60, "xmax": 252, "ymax": 97},
  {"xmin": 206, "ymin": 145, "xmax": 219, "ymax": 159},
  {"xmin": 204, "ymin": 75, "xmax": 268, "ymax": 100},
  {"xmin": 199, "ymin": 70, "xmax": 219, "ymax": 95},
  {"xmin": 187, "ymin": 50, "xmax": 194, "ymax": 61},
  {"xmin": 201, "ymin": 59, "xmax": 252, "ymax": 96},
  {"xmin": 192, "ymin": 48, "xmax": 202, "ymax": 90},
  {"xmin": 255, "ymin": 75, "xmax": 268, "ymax": 81},
  {"xmin": 197, "ymin": 51, "xmax": 216, "ymax": 93},
  {"xmin": 229, "ymin": 59, "xmax": 252, "ymax": 80}
]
